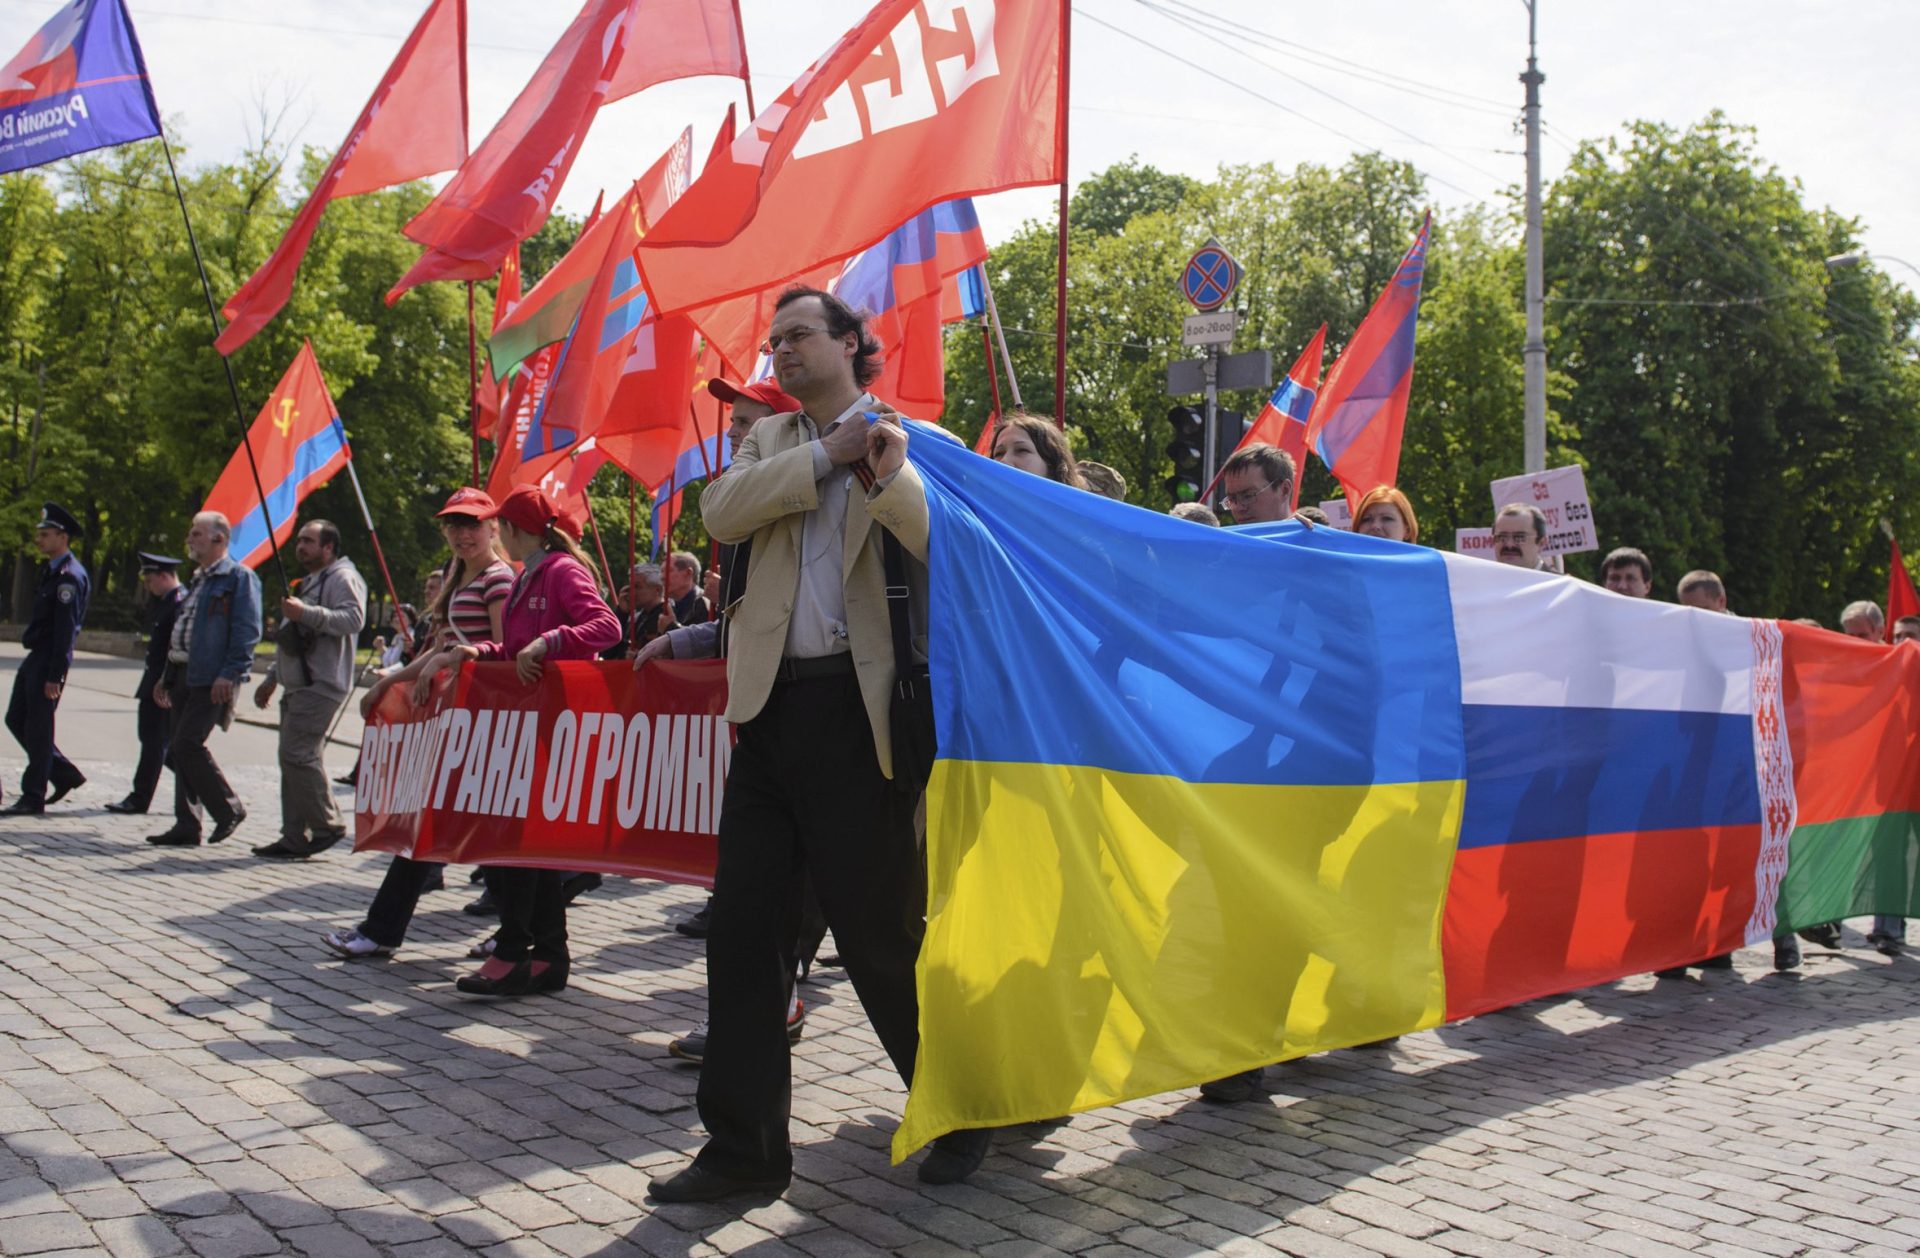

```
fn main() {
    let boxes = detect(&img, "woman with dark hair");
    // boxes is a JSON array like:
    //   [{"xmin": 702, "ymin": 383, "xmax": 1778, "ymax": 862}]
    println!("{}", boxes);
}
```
[
  {"xmin": 991, "ymin": 412, "xmax": 1086, "ymax": 488},
  {"xmin": 322, "ymin": 488, "xmax": 514, "ymax": 961},
  {"xmin": 409, "ymin": 485, "xmax": 622, "ymax": 996}
]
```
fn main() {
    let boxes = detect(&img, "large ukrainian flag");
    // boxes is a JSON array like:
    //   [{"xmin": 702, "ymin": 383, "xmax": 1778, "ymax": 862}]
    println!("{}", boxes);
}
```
[{"xmin": 894, "ymin": 427, "xmax": 1468, "ymax": 1158}]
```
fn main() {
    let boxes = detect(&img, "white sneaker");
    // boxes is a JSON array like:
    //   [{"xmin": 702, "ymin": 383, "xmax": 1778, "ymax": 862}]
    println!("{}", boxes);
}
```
[{"xmin": 322, "ymin": 928, "xmax": 392, "ymax": 959}]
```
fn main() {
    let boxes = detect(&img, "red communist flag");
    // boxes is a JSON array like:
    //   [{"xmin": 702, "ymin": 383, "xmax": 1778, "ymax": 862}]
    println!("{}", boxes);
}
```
[
  {"xmin": 389, "ymin": 0, "xmax": 641, "ymax": 302},
  {"xmin": 474, "ymin": 247, "xmax": 521, "ymax": 442},
  {"xmin": 605, "ymin": 0, "xmax": 747, "ymax": 102},
  {"xmin": 216, "ymin": 0, "xmax": 466, "ymax": 354},
  {"xmin": 636, "ymin": 0, "xmax": 1063, "ymax": 315},
  {"xmin": 202, "ymin": 341, "xmax": 350, "ymax": 570},
  {"xmin": 1888, "ymin": 536, "xmax": 1920, "ymax": 642}
]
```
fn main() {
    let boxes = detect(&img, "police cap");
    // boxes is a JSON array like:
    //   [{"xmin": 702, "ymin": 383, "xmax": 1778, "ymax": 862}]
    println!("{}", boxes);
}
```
[
  {"xmin": 138, "ymin": 551, "xmax": 183, "ymax": 575},
  {"xmin": 36, "ymin": 503, "xmax": 80, "ymax": 537}
]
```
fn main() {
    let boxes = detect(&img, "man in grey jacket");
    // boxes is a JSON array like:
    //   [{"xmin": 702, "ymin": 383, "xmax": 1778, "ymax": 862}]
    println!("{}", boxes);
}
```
[{"xmin": 252, "ymin": 520, "xmax": 366, "ymax": 859}]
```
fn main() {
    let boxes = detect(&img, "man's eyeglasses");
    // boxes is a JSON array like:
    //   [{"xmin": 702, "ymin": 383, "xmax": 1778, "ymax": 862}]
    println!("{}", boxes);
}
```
[
  {"xmin": 1224, "ymin": 481, "xmax": 1281, "ymax": 508},
  {"xmin": 760, "ymin": 325, "xmax": 829, "ymax": 354},
  {"xmin": 1492, "ymin": 531, "xmax": 1536, "ymax": 546}
]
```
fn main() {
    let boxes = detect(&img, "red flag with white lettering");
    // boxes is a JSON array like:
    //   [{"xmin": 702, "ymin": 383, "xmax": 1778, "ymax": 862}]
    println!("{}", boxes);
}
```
[
  {"xmin": 636, "ymin": 0, "xmax": 1063, "ymax": 315},
  {"xmin": 216, "ymin": 0, "xmax": 466, "ymax": 354}
]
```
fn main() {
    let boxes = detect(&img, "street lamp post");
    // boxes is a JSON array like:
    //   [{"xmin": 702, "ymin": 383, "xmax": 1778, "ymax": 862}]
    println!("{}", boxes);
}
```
[
  {"xmin": 1825, "ymin": 252, "xmax": 1920, "ymax": 282},
  {"xmin": 1521, "ymin": 0, "xmax": 1547, "ymax": 474}
]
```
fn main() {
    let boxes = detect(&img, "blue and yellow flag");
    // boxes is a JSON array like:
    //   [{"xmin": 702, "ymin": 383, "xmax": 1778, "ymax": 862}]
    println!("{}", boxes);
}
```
[{"xmin": 895, "ymin": 425, "xmax": 1468, "ymax": 1158}]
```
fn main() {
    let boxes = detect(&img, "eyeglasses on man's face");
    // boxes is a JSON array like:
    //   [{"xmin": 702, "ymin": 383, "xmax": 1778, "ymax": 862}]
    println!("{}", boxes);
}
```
[
  {"xmin": 1492, "ymin": 531, "xmax": 1536, "ymax": 546},
  {"xmin": 760, "ymin": 325, "xmax": 830, "ymax": 355},
  {"xmin": 1224, "ymin": 480, "xmax": 1279, "ymax": 508}
]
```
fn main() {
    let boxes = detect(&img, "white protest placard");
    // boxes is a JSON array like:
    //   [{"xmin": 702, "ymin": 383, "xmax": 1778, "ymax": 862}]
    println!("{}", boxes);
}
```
[
  {"xmin": 1489, "ymin": 465, "xmax": 1597, "ymax": 556},
  {"xmin": 1318, "ymin": 499, "xmax": 1352, "ymax": 529},
  {"xmin": 1456, "ymin": 527, "xmax": 1497, "ymax": 559}
]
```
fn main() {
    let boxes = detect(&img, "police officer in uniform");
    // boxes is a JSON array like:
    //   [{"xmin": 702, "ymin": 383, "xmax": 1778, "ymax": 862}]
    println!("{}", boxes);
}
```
[
  {"xmin": 107, "ymin": 553, "xmax": 186, "ymax": 815},
  {"xmin": 3, "ymin": 503, "xmax": 91, "ymax": 816}
]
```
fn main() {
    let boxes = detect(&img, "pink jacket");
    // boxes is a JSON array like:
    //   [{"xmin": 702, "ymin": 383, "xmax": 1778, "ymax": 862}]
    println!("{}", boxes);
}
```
[{"xmin": 472, "ymin": 552, "xmax": 620, "ymax": 662}]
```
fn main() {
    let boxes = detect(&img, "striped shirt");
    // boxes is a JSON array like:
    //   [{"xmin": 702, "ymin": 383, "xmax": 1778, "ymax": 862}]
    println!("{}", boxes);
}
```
[{"xmin": 443, "ymin": 561, "xmax": 513, "ymax": 645}]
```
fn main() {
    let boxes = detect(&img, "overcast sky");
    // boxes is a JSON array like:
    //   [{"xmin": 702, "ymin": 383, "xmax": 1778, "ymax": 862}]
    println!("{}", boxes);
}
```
[{"xmin": 17, "ymin": 0, "xmax": 1920, "ymax": 293}]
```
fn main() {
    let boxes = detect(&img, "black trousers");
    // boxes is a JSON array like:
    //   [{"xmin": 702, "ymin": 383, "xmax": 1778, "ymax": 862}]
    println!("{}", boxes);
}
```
[
  {"xmin": 487, "ymin": 867, "xmax": 568, "ymax": 963},
  {"xmin": 6, "ymin": 656, "xmax": 79, "ymax": 805},
  {"xmin": 168, "ymin": 685, "xmax": 243, "ymax": 833},
  {"xmin": 129, "ymin": 691, "xmax": 170, "ymax": 810},
  {"xmin": 694, "ymin": 671, "xmax": 924, "ymax": 1181},
  {"xmin": 360, "ymin": 856, "xmax": 444, "ymax": 947}
]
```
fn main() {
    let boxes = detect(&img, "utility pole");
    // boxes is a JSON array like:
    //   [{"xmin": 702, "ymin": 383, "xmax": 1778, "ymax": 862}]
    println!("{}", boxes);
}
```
[{"xmin": 1521, "ymin": 0, "xmax": 1547, "ymax": 473}]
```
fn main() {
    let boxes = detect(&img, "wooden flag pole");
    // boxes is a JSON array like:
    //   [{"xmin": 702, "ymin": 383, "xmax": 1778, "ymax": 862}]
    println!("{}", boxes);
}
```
[
  {"xmin": 979, "ymin": 267, "xmax": 1023, "ymax": 409},
  {"xmin": 158, "ymin": 134, "xmax": 292, "ymax": 594},
  {"xmin": 341, "ymin": 450, "xmax": 411, "ymax": 639}
]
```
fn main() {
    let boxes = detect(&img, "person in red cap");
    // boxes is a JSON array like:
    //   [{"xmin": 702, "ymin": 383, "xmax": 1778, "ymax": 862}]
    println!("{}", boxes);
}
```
[
  {"xmin": 407, "ymin": 485, "xmax": 621, "ymax": 996},
  {"xmin": 323, "ymin": 488, "xmax": 516, "ymax": 960}
]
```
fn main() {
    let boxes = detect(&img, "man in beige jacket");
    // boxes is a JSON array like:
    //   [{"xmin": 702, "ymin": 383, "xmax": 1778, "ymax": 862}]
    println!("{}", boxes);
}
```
[{"xmin": 649, "ymin": 288, "xmax": 989, "ymax": 1203}]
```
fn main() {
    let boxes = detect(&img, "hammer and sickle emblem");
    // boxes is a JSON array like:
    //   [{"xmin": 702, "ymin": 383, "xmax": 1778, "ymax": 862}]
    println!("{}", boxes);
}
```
[{"xmin": 274, "ymin": 397, "xmax": 296, "ymax": 437}]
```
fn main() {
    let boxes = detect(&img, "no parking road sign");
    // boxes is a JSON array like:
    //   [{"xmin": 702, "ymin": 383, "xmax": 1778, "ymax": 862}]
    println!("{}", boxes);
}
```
[{"xmin": 1182, "ymin": 239, "xmax": 1242, "ymax": 312}]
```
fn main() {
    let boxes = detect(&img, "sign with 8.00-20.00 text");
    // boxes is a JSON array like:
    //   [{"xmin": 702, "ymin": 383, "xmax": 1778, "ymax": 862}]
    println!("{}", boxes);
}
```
[{"xmin": 1489, "ymin": 465, "xmax": 1597, "ymax": 556}]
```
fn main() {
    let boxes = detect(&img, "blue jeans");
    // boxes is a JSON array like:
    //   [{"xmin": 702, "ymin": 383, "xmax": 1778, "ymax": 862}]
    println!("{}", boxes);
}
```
[{"xmin": 1872, "ymin": 915, "xmax": 1906, "ymax": 940}]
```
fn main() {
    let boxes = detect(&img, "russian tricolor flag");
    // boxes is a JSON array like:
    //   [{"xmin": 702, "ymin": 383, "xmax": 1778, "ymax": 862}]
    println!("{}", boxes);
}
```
[{"xmin": 201, "ymin": 341, "xmax": 350, "ymax": 570}]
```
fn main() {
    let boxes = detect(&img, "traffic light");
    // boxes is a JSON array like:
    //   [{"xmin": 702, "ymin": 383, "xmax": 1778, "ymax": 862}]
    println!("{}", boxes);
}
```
[
  {"xmin": 1212, "ymin": 409, "xmax": 1248, "ymax": 472},
  {"xmin": 1164, "ymin": 405, "xmax": 1205, "ymax": 501}
]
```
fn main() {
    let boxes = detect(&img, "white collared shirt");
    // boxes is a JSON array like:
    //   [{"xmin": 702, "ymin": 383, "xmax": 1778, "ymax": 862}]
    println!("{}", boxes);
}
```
[{"xmin": 784, "ymin": 394, "xmax": 873, "ymax": 659}]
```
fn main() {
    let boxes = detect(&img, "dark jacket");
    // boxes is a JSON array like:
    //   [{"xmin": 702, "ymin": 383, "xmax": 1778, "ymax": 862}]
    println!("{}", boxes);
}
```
[
  {"xmin": 137, "ymin": 584, "xmax": 188, "ymax": 698},
  {"xmin": 21, "ymin": 551, "xmax": 90, "ymax": 685},
  {"xmin": 180, "ymin": 555, "xmax": 263, "ymax": 688}
]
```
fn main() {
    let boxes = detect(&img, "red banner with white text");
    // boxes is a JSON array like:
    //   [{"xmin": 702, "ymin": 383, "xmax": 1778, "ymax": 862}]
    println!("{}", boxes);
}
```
[{"xmin": 353, "ymin": 659, "xmax": 729, "ymax": 886}]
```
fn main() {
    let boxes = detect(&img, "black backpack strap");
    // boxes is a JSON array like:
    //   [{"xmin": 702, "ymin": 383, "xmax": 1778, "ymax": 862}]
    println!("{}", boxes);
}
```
[{"xmin": 881, "ymin": 532, "xmax": 914, "ymax": 674}]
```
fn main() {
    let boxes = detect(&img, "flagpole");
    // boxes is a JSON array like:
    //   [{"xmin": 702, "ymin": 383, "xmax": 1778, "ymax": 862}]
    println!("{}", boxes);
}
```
[
  {"xmin": 627, "ymin": 476, "xmax": 638, "ymax": 622},
  {"xmin": 688, "ymin": 401, "xmax": 717, "ymax": 482},
  {"xmin": 980, "ymin": 323, "xmax": 1004, "ymax": 419},
  {"xmin": 1052, "ymin": 0, "xmax": 1072, "ymax": 426},
  {"xmin": 979, "ymin": 267, "xmax": 1023, "ymax": 409},
  {"xmin": 466, "ymin": 280, "xmax": 481, "ymax": 486},
  {"xmin": 159, "ymin": 134, "xmax": 293, "ymax": 594},
  {"xmin": 584, "ymin": 500, "xmax": 616, "ymax": 596},
  {"xmin": 730, "ymin": 0, "xmax": 757, "ymax": 118},
  {"xmin": 340, "ymin": 448, "xmax": 411, "ymax": 639}
]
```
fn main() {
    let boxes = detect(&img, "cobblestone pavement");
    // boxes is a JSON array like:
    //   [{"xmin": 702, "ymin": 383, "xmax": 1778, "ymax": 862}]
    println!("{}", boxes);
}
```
[{"xmin": 3, "ymin": 663, "xmax": 1919, "ymax": 1255}]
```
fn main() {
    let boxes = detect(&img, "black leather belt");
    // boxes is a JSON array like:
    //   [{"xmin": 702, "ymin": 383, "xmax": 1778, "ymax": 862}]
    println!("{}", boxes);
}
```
[{"xmin": 774, "ymin": 653, "xmax": 856, "ymax": 682}]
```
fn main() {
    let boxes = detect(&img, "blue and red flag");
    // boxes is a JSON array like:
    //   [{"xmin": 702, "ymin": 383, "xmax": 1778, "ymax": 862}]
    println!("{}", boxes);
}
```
[
  {"xmin": 202, "ymin": 341, "xmax": 350, "ymax": 570},
  {"xmin": 1207, "ymin": 324, "xmax": 1325, "ymax": 510},
  {"xmin": 1306, "ymin": 213, "xmax": 1430, "ymax": 511},
  {"xmin": 0, "ymin": 0, "xmax": 161, "ymax": 176}
]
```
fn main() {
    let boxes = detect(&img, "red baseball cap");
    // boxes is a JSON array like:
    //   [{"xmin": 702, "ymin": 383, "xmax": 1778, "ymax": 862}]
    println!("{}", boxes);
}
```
[
  {"xmin": 436, "ymin": 486, "xmax": 497, "ymax": 519},
  {"xmin": 479, "ymin": 485, "xmax": 561, "ymax": 536},
  {"xmin": 707, "ymin": 377, "xmax": 800, "ymax": 415}
]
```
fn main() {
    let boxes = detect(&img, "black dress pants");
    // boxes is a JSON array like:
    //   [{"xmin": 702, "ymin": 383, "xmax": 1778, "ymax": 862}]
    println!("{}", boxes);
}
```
[
  {"xmin": 486, "ymin": 867, "xmax": 568, "ymax": 963},
  {"xmin": 168, "ymin": 685, "xmax": 243, "ymax": 833},
  {"xmin": 694, "ymin": 670, "xmax": 924, "ymax": 1181},
  {"xmin": 7, "ymin": 657, "xmax": 80, "ymax": 806},
  {"xmin": 360, "ymin": 856, "xmax": 444, "ymax": 947},
  {"xmin": 129, "ymin": 692, "xmax": 170, "ymax": 810}
]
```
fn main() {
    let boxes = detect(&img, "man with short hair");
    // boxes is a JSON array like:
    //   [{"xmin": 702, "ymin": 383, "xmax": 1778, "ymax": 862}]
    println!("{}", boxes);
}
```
[
  {"xmin": 1219, "ymin": 444, "xmax": 1295, "ymax": 526},
  {"xmin": 108, "ymin": 553, "xmax": 188, "ymax": 814},
  {"xmin": 665, "ymin": 550, "xmax": 711, "ymax": 627},
  {"xmin": 1600, "ymin": 547, "xmax": 1653, "ymax": 597},
  {"xmin": 1492, "ymin": 504, "xmax": 1547, "ymax": 569},
  {"xmin": 251, "ymin": 520, "xmax": 366, "ymax": 859},
  {"xmin": 1840, "ymin": 599, "xmax": 1885, "ymax": 641},
  {"xmin": 648, "ymin": 286, "xmax": 987, "ymax": 1202},
  {"xmin": 1169, "ymin": 502, "xmax": 1220, "ymax": 527},
  {"xmin": 147, "ymin": 512, "xmax": 262, "ymax": 847},
  {"xmin": 629, "ymin": 564, "xmax": 668, "ymax": 650},
  {"xmin": 1893, "ymin": 616, "xmax": 1920, "ymax": 645},
  {"xmin": 1677, "ymin": 570, "xmax": 1728, "ymax": 612},
  {"xmin": 2, "ymin": 504, "xmax": 91, "ymax": 815}
]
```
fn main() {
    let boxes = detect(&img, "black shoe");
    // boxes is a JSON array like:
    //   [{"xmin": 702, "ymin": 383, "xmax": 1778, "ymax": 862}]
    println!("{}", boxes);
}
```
[
  {"xmin": 45, "ymin": 774, "xmax": 84, "ymax": 806},
  {"xmin": 0, "ymin": 799, "xmax": 45, "ymax": 816},
  {"xmin": 668, "ymin": 1001, "xmax": 805, "ymax": 1068},
  {"xmin": 1653, "ymin": 967, "xmax": 1690, "ymax": 979},
  {"xmin": 207, "ymin": 807, "xmax": 247, "ymax": 845},
  {"xmin": 1198, "ymin": 1068, "xmax": 1263, "ymax": 1103},
  {"xmin": 306, "ymin": 828, "xmax": 347, "ymax": 856},
  {"xmin": 333, "ymin": 770, "xmax": 358, "ymax": 786},
  {"xmin": 463, "ymin": 889, "xmax": 499, "ymax": 917},
  {"xmin": 422, "ymin": 868, "xmax": 446, "ymax": 894},
  {"xmin": 561, "ymin": 871, "xmax": 602, "ymax": 903},
  {"xmin": 146, "ymin": 829, "xmax": 202, "ymax": 846},
  {"xmin": 252, "ymin": 842, "xmax": 311, "ymax": 860},
  {"xmin": 104, "ymin": 797, "xmax": 149, "ymax": 815},
  {"xmin": 1797, "ymin": 923, "xmax": 1843, "ymax": 950},
  {"xmin": 1696, "ymin": 953, "xmax": 1735, "ymax": 970},
  {"xmin": 674, "ymin": 902, "xmax": 712, "ymax": 938},
  {"xmin": 1867, "ymin": 932, "xmax": 1905, "ymax": 957},
  {"xmin": 648, "ymin": 1164, "xmax": 788, "ymax": 1204},
  {"xmin": 1774, "ymin": 938, "xmax": 1802, "ymax": 971},
  {"xmin": 455, "ymin": 958, "xmax": 567, "ymax": 997},
  {"xmin": 917, "ymin": 1128, "xmax": 992, "ymax": 1185}
]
